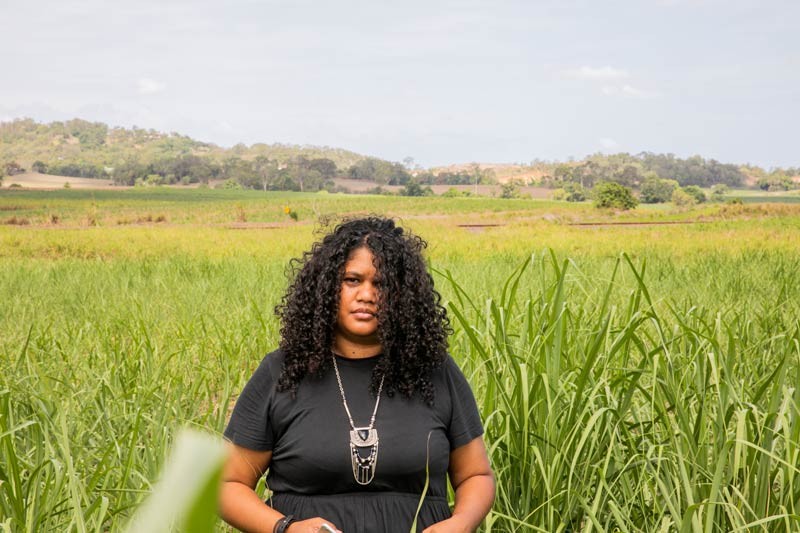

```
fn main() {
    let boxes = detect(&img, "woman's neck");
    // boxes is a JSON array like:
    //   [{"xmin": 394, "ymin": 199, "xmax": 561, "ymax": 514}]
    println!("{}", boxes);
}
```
[{"xmin": 333, "ymin": 335, "xmax": 382, "ymax": 359}]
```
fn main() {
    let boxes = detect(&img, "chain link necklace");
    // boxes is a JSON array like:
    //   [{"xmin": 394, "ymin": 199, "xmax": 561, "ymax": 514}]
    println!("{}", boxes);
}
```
[{"xmin": 331, "ymin": 354, "xmax": 385, "ymax": 485}]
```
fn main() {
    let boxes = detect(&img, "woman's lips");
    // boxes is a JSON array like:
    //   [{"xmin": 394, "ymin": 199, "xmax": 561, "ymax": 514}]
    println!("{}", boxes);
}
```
[{"xmin": 351, "ymin": 310, "xmax": 376, "ymax": 320}]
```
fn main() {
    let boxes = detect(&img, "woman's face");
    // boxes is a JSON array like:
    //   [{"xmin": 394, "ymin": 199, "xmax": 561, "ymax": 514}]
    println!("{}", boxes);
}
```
[{"xmin": 335, "ymin": 246, "xmax": 381, "ymax": 345}]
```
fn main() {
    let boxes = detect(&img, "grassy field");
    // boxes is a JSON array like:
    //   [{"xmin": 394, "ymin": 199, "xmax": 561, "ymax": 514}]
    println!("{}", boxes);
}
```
[{"xmin": 1, "ymin": 189, "xmax": 800, "ymax": 531}]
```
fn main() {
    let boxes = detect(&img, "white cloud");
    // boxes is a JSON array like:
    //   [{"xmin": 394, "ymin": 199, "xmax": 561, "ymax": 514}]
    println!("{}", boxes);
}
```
[
  {"xmin": 602, "ymin": 84, "xmax": 659, "ymax": 99},
  {"xmin": 563, "ymin": 66, "xmax": 629, "ymax": 81},
  {"xmin": 137, "ymin": 78, "xmax": 165, "ymax": 95},
  {"xmin": 599, "ymin": 137, "xmax": 620, "ymax": 150}
]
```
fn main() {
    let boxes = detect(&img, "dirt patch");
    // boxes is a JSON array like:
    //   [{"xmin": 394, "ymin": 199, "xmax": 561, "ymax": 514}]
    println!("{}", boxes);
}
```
[
  {"xmin": 569, "ymin": 221, "xmax": 702, "ymax": 227},
  {"xmin": 2, "ymin": 172, "xmax": 118, "ymax": 189}
]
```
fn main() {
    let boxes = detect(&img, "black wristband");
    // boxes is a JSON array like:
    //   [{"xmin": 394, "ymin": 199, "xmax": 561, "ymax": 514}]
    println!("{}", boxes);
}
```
[{"xmin": 273, "ymin": 514, "xmax": 295, "ymax": 533}]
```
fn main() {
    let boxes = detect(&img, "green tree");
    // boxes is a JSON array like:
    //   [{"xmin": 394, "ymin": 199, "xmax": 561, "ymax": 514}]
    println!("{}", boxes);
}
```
[
  {"xmin": 500, "ymin": 181, "xmax": 520, "ymax": 199},
  {"xmin": 710, "ymin": 184, "xmax": 728, "ymax": 202},
  {"xmin": 671, "ymin": 188, "xmax": 696, "ymax": 207},
  {"xmin": 593, "ymin": 181, "xmax": 638, "ymax": 210},
  {"xmin": 399, "ymin": 181, "xmax": 432, "ymax": 197},
  {"xmin": 252, "ymin": 156, "xmax": 279, "ymax": 191},
  {"xmin": 682, "ymin": 185, "xmax": 706, "ymax": 203},
  {"xmin": 4, "ymin": 161, "xmax": 24, "ymax": 176},
  {"xmin": 564, "ymin": 182, "xmax": 586, "ymax": 202},
  {"xmin": 640, "ymin": 178, "xmax": 678, "ymax": 203}
]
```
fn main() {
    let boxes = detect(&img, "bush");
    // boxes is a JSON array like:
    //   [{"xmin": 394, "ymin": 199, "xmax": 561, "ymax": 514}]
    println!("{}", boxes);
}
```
[
  {"xmin": 640, "ymin": 178, "xmax": 678, "ymax": 203},
  {"xmin": 710, "ymin": 184, "xmax": 728, "ymax": 202},
  {"xmin": 400, "ymin": 181, "xmax": 433, "ymax": 197},
  {"xmin": 500, "ymin": 181, "xmax": 520, "ymax": 199},
  {"xmin": 682, "ymin": 185, "xmax": 706, "ymax": 203},
  {"xmin": 593, "ymin": 181, "xmax": 638, "ymax": 210},
  {"xmin": 564, "ymin": 183, "xmax": 586, "ymax": 202},
  {"xmin": 671, "ymin": 188, "xmax": 697, "ymax": 207},
  {"xmin": 441, "ymin": 187, "xmax": 468, "ymax": 198},
  {"xmin": 216, "ymin": 179, "xmax": 242, "ymax": 190}
]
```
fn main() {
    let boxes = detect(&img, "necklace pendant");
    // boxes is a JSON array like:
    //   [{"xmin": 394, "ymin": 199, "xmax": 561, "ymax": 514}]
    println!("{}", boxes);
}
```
[
  {"xmin": 350, "ymin": 429, "xmax": 379, "ymax": 485},
  {"xmin": 350, "ymin": 427, "xmax": 378, "ymax": 447}
]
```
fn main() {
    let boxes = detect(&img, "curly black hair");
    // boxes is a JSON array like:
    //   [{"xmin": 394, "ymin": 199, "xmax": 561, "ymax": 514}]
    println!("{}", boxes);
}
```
[{"xmin": 275, "ymin": 217, "xmax": 451, "ymax": 405}]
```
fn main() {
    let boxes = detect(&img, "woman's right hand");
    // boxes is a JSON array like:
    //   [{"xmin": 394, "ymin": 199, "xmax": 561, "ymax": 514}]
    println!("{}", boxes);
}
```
[{"xmin": 286, "ymin": 517, "xmax": 342, "ymax": 533}]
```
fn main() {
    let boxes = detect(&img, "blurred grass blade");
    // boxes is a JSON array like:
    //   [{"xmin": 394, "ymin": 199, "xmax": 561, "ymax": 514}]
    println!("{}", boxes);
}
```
[{"xmin": 124, "ymin": 429, "xmax": 227, "ymax": 533}]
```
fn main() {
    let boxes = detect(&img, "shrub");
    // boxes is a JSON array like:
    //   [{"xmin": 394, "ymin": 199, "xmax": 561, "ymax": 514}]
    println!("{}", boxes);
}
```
[
  {"xmin": 593, "ymin": 181, "xmax": 638, "ymax": 210},
  {"xmin": 400, "ymin": 181, "xmax": 433, "ymax": 197},
  {"xmin": 671, "ymin": 188, "xmax": 696, "ymax": 207},
  {"xmin": 441, "ymin": 187, "xmax": 464, "ymax": 198},
  {"xmin": 500, "ymin": 181, "xmax": 520, "ymax": 199},
  {"xmin": 564, "ymin": 183, "xmax": 586, "ymax": 202},
  {"xmin": 710, "ymin": 184, "xmax": 728, "ymax": 202},
  {"xmin": 640, "ymin": 178, "xmax": 678, "ymax": 203},
  {"xmin": 682, "ymin": 185, "xmax": 706, "ymax": 203}
]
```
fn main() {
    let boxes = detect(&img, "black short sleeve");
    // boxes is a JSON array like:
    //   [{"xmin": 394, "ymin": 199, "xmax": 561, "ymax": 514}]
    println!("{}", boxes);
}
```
[
  {"xmin": 223, "ymin": 352, "xmax": 279, "ymax": 451},
  {"xmin": 443, "ymin": 356, "xmax": 484, "ymax": 450}
]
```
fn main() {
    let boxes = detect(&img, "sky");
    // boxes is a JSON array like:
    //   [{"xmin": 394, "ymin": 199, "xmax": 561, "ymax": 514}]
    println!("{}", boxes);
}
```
[{"xmin": 1, "ymin": 0, "xmax": 798, "ymax": 168}]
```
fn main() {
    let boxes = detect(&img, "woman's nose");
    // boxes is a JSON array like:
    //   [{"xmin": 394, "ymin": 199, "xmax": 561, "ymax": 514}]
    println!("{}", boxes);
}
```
[{"xmin": 357, "ymin": 282, "xmax": 377, "ymax": 302}]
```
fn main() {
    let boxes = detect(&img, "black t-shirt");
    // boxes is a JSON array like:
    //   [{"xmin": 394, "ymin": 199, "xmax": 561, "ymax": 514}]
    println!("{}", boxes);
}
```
[{"xmin": 223, "ymin": 350, "xmax": 484, "ymax": 532}]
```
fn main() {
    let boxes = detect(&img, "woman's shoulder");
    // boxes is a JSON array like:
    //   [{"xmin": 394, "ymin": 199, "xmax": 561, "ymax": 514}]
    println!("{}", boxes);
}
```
[
  {"xmin": 430, "ymin": 354, "xmax": 473, "ymax": 389},
  {"xmin": 434, "ymin": 353, "xmax": 465, "ymax": 376},
  {"xmin": 247, "ymin": 348, "xmax": 286, "ymax": 384}
]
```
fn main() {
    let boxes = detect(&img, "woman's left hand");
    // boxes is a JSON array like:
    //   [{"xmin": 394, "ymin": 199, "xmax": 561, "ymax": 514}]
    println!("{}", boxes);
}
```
[{"xmin": 422, "ymin": 515, "xmax": 471, "ymax": 533}]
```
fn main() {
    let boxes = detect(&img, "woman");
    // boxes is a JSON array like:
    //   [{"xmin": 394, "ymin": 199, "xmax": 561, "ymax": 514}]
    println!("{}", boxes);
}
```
[{"xmin": 219, "ymin": 217, "xmax": 494, "ymax": 533}]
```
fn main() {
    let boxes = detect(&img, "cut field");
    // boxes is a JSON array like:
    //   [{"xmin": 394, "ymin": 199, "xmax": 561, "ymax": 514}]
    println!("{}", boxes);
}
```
[{"xmin": 1, "ymin": 190, "xmax": 799, "ymax": 531}]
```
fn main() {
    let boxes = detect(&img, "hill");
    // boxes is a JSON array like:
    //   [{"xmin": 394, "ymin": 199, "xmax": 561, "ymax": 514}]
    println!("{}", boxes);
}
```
[
  {"xmin": 0, "ymin": 118, "xmax": 367, "ymax": 176},
  {"xmin": 1, "ymin": 118, "xmax": 798, "ymax": 194}
]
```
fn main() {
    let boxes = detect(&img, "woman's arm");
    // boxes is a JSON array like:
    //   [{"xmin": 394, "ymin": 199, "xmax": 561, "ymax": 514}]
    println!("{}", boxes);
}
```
[
  {"xmin": 219, "ymin": 443, "xmax": 280, "ymax": 533},
  {"xmin": 423, "ymin": 436, "xmax": 495, "ymax": 533},
  {"xmin": 218, "ymin": 443, "xmax": 342, "ymax": 533}
]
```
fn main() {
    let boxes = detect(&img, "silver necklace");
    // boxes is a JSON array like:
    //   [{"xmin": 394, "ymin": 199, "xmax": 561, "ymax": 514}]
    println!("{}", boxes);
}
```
[{"xmin": 331, "ymin": 354, "xmax": 385, "ymax": 485}]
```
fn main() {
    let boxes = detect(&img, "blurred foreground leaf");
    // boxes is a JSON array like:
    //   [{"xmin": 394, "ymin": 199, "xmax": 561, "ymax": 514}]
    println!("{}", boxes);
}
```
[{"xmin": 125, "ymin": 429, "xmax": 227, "ymax": 533}]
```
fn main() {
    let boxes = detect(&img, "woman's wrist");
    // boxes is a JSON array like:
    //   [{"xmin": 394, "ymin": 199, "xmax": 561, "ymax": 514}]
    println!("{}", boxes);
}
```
[
  {"xmin": 445, "ymin": 514, "xmax": 473, "ymax": 533},
  {"xmin": 273, "ymin": 514, "xmax": 295, "ymax": 533}
]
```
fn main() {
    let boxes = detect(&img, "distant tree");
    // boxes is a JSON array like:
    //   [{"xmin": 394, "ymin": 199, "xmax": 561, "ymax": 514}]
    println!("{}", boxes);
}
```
[
  {"xmin": 441, "ymin": 187, "xmax": 465, "ymax": 198},
  {"xmin": 111, "ymin": 158, "xmax": 148, "ymax": 185},
  {"xmin": 414, "ymin": 171, "xmax": 436, "ymax": 185},
  {"xmin": 4, "ymin": 161, "xmax": 25, "ymax": 176},
  {"xmin": 435, "ymin": 171, "xmax": 472, "ymax": 185},
  {"xmin": 347, "ymin": 157, "xmax": 410, "ymax": 185},
  {"xmin": 671, "ymin": 188, "xmax": 696, "ymax": 207},
  {"xmin": 613, "ymin": 165, "xmax": 644, "ymax": 187},
  {"xmin": 399, "ymin": 181, "xmax": 432, "ymax": 197},
  {"xmin": 31, "ymin": 160, "xmax": 48, "ymax": 173},
  {"xmin": 500, "ymin": 181, "xmax": 520, "ymax": 199},
  {"xmin": 306, "ymin": 158, "xmax": 338, "ymax": 180},
  {"xmin": 682, "ymin": 185, "xmax": 706, "ymax": 203},
  {"xmin": 640, "ymin": 178, "xmax": 678, "ymax": 203},
  {"xmin": 564, "ymin": 182, "xmax": 586, "ymax": 202},
  {"xmin": 252, "ymin": 156, "xmax": 279, "ymax": 191},
  {"xmin": 593, "ymin": 181, "xmax": 638, "ymax": 210},
  {"xmin": 710, "ymin": 184, "xmax": 728, "ymax": 202},
  {"xmin": 757, "ymin": 172, "xmax": 792, "ymax": 191},
  {"xmin": 67, "ymin": 119, "xmax": 108, "ymax": 148}
]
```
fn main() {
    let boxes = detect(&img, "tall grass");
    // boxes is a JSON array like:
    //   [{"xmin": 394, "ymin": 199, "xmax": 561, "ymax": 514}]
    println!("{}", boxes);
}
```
[
  {"xmin": 444, "ymin": 252, "xmax": 800, "ymax": 531},
  {"xmin": 1, "ymin": 236, "xmax": 799, "ymax": 530}
]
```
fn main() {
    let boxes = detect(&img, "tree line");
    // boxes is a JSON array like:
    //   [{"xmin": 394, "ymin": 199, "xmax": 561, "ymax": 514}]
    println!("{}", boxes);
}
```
[{"xmin": 1, "ymin": 118, "xmax": 798, "ymax": 194}]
